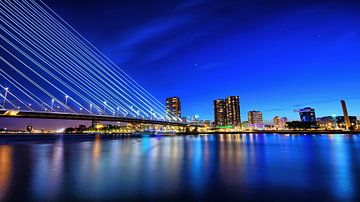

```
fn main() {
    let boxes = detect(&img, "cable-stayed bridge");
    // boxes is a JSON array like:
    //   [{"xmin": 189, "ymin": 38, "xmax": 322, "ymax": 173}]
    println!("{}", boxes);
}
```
[{"xmin": 0, "ymin": 0, "xmax": 188, "ymax": 127}]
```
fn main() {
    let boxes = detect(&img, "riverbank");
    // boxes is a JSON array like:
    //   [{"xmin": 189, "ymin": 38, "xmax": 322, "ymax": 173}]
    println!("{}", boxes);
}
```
[
  {"xmin": 0, "ymin": 130, "xmax": 359, "ymax": 137},
  {"xmin": 180, "ymin": 130, "xmax": 360, "ymax": 135}
]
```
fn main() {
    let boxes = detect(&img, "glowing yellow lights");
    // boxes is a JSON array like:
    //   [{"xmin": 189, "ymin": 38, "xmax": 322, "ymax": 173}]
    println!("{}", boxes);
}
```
[
  {"xmin": 95, "ymin": 124, "xmax": 104, "ymax": 130},
  {"xmin": 3, "ymin": 110, "xmax": 19, "ymax": 116}
]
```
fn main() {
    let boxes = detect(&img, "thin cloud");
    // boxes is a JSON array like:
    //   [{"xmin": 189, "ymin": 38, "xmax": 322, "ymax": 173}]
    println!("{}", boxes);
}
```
[{"xmin": 195, "ymin": 62, "xmax": 221, "ymax": 71}]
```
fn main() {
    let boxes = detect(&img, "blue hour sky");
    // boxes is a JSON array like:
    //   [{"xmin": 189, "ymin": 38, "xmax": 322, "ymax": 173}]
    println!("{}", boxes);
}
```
[
  {"xmin": 2, "ymin": 0, "xmax": 360, "ymax": 129},
  {"xmin": 45, "ymin": 0, "xmax": 360, "ymax": 121}
]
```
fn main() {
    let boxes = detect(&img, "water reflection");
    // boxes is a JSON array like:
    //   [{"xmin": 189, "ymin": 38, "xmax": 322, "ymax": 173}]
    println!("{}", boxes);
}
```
[
  {"xmin": 30, "ymin": 139, "xmax": 64, "ymax": 199},
  {"xmin": 330, "ymin": 135, "xmax": 354, "ymax": 199},
  {"xmin": 0, "ymin": 134, "xmax": 359, "ymax": 201},
  {"xmin": 0, "ymin": 145, "xmax": 12, "ymax": 201}
]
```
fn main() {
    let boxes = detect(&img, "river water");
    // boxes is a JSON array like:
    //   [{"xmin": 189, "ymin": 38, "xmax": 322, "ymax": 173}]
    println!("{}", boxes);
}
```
[{"xmin": 0, "ymin": 134, "xmax": 359, "ymax": 201}]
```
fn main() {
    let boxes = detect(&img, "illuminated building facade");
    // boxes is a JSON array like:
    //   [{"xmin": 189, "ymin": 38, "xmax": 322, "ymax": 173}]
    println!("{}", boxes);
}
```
[
  {"xmin": 248, "ymin": 111, "xmax": 263, "ymax": 128},
  {"xmin": 166, "ymin": 97, "xmax": 181, "ymax": 118},
  {"xmin": 214, "ymin": 96, "xmax": 241, "ymax": 127},
  {"xmin": 299, "ymin": 107, "xmax": 316, "ymax": 122},
  {"xmin": 273, "ymin": 116, "xmax": 287, "ymax": 129},
  {"xmin": 336, "ymin": 116, "xmax": 357, "ymax": 129},
  {"xmin": 317, "ymin": 115, "xmax": 357, "ymax": 129},
  {"xmin": 225, "ymin": 96, "xmax": 241, "ymax": 126},
  {"xmin": 214, "ymin": 99, "xmax": 227, "ymax": 127}
]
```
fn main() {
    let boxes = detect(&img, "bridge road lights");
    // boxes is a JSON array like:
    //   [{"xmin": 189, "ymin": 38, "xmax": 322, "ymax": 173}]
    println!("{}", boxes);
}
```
[{"xmin": 2, "ymin": 87, "xmax": 9, "ymax": 108}]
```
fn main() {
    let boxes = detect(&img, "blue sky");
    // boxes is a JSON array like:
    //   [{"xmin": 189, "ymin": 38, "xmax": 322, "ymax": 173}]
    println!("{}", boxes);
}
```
[
  {"xmin": 47, "ymin": 0, "xmax": 360, "ymax": 121},
  {"xmin": 1, "ymin": 0, "xmax": 360, "ymax": 129}
]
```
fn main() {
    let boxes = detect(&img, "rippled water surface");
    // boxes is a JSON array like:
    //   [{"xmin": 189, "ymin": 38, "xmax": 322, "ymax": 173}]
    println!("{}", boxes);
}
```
[{"xmin": 0, "ymin": 134, "xmax": 360, "ymax": 201}]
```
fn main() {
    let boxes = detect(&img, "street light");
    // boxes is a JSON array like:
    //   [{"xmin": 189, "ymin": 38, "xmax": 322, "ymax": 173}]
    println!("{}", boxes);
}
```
[{"xmin": 90, "ymin": 103, "xmax": 93, "ymax": 114}]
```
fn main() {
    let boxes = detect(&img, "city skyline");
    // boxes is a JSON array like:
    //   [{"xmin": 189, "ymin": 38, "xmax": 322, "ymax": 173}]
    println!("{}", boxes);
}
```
[
  {"xmin": 1, "ymin": 1, "xmax": 360, "ymax": 201},
  {"xmin": 1, "ymin": 95, "xmax": 357, "ymax": 130},
  {"xmin": 1, "ymin": 0, "xmax": 360, "ymax": 130}
]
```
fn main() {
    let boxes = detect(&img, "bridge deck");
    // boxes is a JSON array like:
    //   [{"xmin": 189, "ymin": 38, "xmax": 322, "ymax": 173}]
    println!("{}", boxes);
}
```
[{"xmin": 0, "ymin": 110, "xmax": 198, "ymax": 127}]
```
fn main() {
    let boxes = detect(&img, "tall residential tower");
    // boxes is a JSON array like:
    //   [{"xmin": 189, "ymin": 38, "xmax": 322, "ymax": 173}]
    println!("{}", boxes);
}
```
[
  {"xmin": 214, "ymin": 99, "xmax": 227, "ymax": 127},
  {"xmin": 214, "ymin": 96, "xmax": 241, "ymax": 127},
  {"xmin": 166, "ymin": 97, "xmax": 181, "ymax": 118},
  {"xmin": 225, "ymin": 96, "xmax": 241, "ymax": 126}
]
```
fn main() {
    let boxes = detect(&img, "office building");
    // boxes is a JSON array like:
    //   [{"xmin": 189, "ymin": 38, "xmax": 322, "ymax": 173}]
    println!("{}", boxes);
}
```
[
  {"xmin": 166, "ymin": 97, "xmax": 181, "ymax": 118},
  {"xmin": 299, "ymin": 107, "xmax": 316, "ymax": 123},
  {"xmin": 248, "ymin": 111, "xmax": 263, "ymax": 128},
  {"xmin": 273, "ymin": 116, "xmax": 287, "ymax": 129},
  {"xmin": 192, "ymin": 119, "xmax": 212, "ymax": 126},
  {"xmin": 317, "ymin": 116, "xmax": 336, "ymax": 128}
]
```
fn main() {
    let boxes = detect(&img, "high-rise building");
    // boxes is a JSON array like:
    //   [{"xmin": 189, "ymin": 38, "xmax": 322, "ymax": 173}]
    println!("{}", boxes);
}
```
[
  {"xmin": 273, "ymin": 116, "xmax": 287, "ymax": 129},
  {"xmin": 299, "ymin": 107, "xmax": 316, "ymax": 123},
  {"xmin": 166, "ymin": 97, "xmax": 181, "ymax": 118},
  {"xmin": 248, "ymin": 111, "xmax": 263, "ymax": 128},
  {"xmin": 225, "ymin": 96, "xmax": 241, "ymax": 126},
  {"xmin": 214, "ymin": 96, "xmax": 241, "ymax": 127},
  {"xmin": 214, "ymin": 99, "xmax": 227, "ymax": 127}
]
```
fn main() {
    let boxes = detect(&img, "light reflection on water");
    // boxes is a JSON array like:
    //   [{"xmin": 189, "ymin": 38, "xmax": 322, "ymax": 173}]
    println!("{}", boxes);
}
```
[
  {"xmin": 0, "ymin": 134, "xmax": 359, "ymax": 201},
  {"xmin": 0, "ymin": 145, "xmax": 12, "ymax": 201}
]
